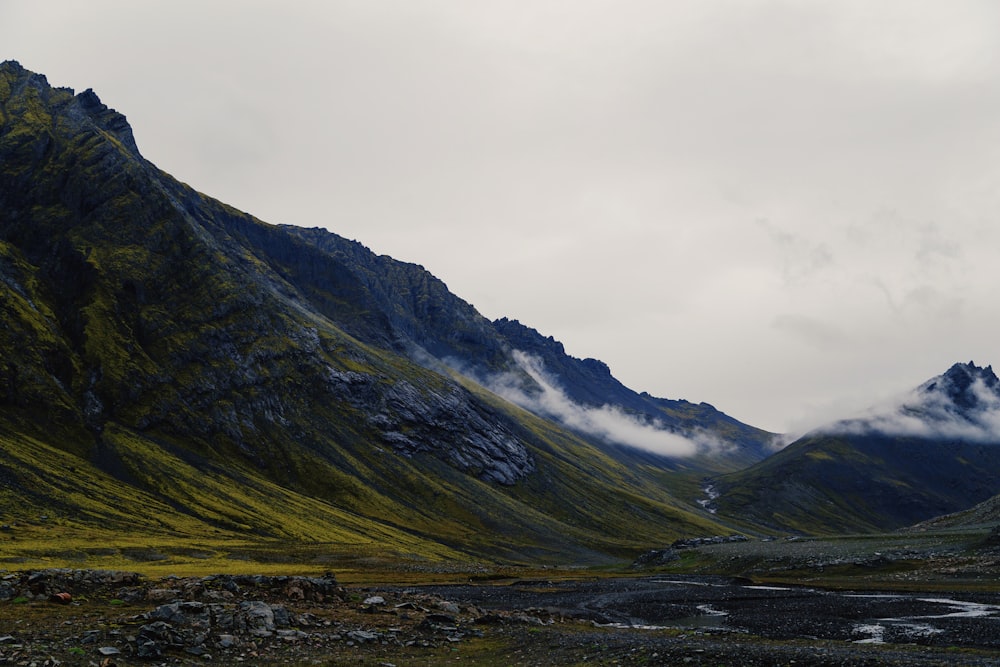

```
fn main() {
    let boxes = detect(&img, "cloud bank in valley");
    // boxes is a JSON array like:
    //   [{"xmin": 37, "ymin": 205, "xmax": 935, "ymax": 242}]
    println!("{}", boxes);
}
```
[{"xmin": 484, "ymin": 351, "xmax": 719, "ymax": 458}]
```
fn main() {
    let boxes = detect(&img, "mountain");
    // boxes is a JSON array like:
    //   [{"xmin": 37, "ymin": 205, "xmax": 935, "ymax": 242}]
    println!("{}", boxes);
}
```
[
  {"xmin": 0, "ymin": 61, "xmax": 770, "ymax": 563},
  {"xmin": 489, "ymin": 317, "xmax": 774, "ymax": 469},
  {"xmin": 240, "ymin": 224, "xmax": 774, "ymax": 471},
  {"xmin": 713, "ymin": 362, "xmax": 1000, "ymax": 534}
]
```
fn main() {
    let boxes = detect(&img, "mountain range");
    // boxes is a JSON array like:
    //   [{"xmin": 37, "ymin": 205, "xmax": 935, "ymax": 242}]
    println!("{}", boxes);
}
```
[{"xmin": 2, "ymin": 60, "xmax": 999, "ymax": 563}]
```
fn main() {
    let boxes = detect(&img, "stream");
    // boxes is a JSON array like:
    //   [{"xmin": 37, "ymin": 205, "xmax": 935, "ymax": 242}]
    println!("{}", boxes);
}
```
[{"xmin": 408, "ymin": 575, "xmax": 1000, "ymax": 649}]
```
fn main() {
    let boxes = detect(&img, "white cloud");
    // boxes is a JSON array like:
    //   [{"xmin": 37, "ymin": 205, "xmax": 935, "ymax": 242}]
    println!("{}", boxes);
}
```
[
  {"xmin": 484, "ymin": 351, "xmax": 720, "ymax": 458},
  {"xmin": 823, "ymin": 374, "xmax": 1000, "ymax": 443}
]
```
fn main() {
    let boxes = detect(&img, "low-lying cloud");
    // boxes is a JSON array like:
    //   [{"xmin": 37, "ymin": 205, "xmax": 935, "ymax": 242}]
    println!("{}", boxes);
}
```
[
  {"xmin": 823, "ymin": 376, "xmax": 1000, "ymax": 443},
  {"xmin": 484, "ymin": 351, "xmax": 720, "ymax": 458}
]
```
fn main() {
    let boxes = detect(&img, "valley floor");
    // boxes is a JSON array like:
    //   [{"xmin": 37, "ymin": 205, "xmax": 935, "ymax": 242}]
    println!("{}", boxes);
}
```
[
  {"xmin": 3, "ymin": 528, "xmax": 1000, "ymax": 665},
  {"xmin": 2, "ymin": 569, "xmax": 1000, "ymax": 666}
]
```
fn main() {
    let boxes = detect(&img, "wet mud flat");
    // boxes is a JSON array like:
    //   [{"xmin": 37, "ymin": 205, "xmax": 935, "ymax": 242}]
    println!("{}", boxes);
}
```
[{"xmin": 401, "ymin": 575, "xmax": 1000, "ymax": 654}]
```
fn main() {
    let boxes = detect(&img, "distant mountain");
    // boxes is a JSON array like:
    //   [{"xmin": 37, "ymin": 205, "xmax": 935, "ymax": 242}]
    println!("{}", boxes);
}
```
[
  {"xmin": 0, "ymin": 61, "xmax": 769, "ymax": 561},
  {"xmin": 714, "ymin": 362, "xmax": 1000, "ymax": 534},
  {"xmin": 830, "ymin": 361, "xmax": 1000, "ymax": 442}
]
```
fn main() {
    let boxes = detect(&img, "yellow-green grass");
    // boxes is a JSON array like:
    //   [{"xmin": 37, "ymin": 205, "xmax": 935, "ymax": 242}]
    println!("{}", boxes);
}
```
[
  {"xmin": 0, "ymin": 530, "xmax": 465, "ymax": 579},
  {"xmin": 0, "ymin": 426, "xmax": 472, "ymax": 575}
]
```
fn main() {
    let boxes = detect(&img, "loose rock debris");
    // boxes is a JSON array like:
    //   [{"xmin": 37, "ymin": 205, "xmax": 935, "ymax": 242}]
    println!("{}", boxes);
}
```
[
  {"xmin": 3, "ymin": 569, "xmax": 1000, "ymax": 666},
  {"xmin": 0, "ymin": 569, "xmax": 539, "ymax": 665}
]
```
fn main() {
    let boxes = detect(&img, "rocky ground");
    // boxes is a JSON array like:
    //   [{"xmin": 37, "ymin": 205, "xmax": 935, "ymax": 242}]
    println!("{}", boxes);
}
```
[{"xmin": 2, "ymin": 569, "xmax": 1000, "ymax": 666}]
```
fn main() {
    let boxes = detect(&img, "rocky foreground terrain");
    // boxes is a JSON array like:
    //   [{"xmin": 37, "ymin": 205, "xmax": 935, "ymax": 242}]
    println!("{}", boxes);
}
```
[{"xmin": 2, "ymin": 568, "xmax": 1000, "ymax": 666}]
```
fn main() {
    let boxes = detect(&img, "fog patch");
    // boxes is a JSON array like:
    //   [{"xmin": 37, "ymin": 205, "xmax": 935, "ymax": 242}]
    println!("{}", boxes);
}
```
[
  {"xmin": 485, "ymin": 351, "xmax": 720, "ymax": 458},
  {"xmin": 823, "ymin": 376, "xmax": 1000, "ymax": 443},
  {"xmin": 770, "ymin": 432, "xmax": 801, "ymax": 451}
]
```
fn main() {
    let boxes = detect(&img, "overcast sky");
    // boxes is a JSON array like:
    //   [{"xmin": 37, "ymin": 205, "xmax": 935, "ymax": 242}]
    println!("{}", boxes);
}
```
[{"xmin": 5, "ymin": 1, "xmax": 1000, "ymax": 434}]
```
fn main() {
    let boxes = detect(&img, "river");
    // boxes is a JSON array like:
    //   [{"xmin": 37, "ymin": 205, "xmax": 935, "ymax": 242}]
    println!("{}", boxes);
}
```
[{"xmin": 406, "ymin": 575, "xmax": 1000, "ymax": 650}]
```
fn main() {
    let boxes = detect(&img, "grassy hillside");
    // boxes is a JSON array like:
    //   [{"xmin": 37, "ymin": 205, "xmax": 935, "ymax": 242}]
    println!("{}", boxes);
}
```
[
  {"xmin": 715, "ymin": 433, "xmax": 1000, "ymax": 534},
  {"xmin": 1, "ymin": 387, "xmax": 725, "ymax": 569}
]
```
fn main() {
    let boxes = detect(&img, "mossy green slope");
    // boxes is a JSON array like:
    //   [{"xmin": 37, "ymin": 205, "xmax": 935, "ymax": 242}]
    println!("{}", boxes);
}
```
[
  {"xmin": 714, "ymin": 433, "xmax": 1000, "ymax": 535},
  {"xmin": 0, "ymin": 60, "xmax": 730, "ymax": 565}
]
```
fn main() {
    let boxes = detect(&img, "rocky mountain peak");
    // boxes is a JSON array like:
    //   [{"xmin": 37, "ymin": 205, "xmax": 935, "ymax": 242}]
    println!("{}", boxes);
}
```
[
  {"xmin": 919, "ymin": 361, "xmax": 1000, "ymax": 412},
  {"xmin": 73, "ymin": 87, "xmax": 140, "ymax": 156},
  {"xmin": 817, "ymin": 360, "xmax": 1000, "ymax": 445},
  {"xmin": 0, "ymin": 59, "xmax": 39, "ymax": 86},
  {"xmin": 0, "ymin": 59, "xmax": 141, "ymax": 161}
]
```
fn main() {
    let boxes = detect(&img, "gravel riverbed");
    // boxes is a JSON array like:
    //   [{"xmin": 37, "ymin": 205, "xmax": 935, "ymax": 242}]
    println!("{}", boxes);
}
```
[{"xmin": 2, "ymin": 570, "xmax": 1000, "ymax": 666}]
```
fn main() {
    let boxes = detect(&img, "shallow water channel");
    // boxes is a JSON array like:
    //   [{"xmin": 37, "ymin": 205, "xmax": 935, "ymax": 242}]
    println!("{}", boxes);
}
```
[{"xmin": 410, "ymin": 575, "xmax": 1000, "ymax": 649}]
